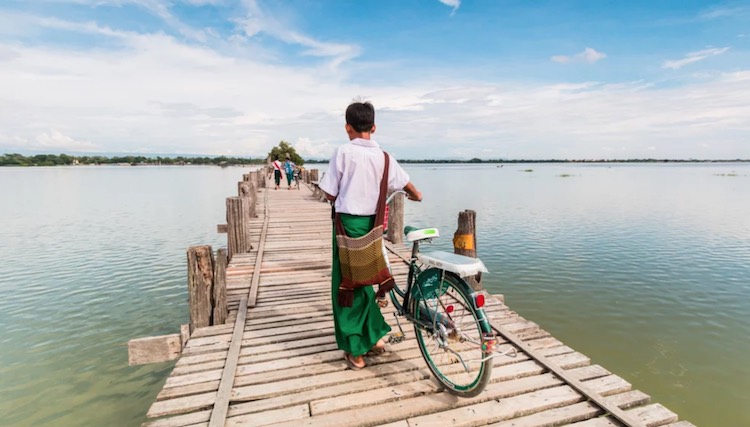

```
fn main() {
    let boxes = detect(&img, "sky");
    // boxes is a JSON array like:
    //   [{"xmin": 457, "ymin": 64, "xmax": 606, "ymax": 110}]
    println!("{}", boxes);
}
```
[{"xmin": 0, "ymin": 0, "xmax": 749, "ymax": 160}]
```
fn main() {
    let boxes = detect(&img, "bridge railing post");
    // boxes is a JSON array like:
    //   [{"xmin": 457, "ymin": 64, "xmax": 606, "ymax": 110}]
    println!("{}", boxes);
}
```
[
  {"xmin": 226, "ymin": 196, "xmax": 253, "ymax": 260},
  {"xmin": 453, "ymin": 209, "xmax": 482, "ymax": 291},
  {"xmin": 386, "ymin": 190, "xmax": 404, "ymax": 244}
]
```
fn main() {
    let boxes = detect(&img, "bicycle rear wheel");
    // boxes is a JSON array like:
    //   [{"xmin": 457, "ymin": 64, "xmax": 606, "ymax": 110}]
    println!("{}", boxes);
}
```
[{"xmin": 411, "ymin": 270, "xmax": 492, "ymax": 397}]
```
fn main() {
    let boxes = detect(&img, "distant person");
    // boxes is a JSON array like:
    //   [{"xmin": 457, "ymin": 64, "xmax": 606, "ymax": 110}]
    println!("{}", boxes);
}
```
[
  {"xmin": 319, "ymin": 101, "xmax": 422, "ymax": 370},
  {"xmin": 283, "ymin": 156, "xmax": 296, "ymax": 190},
  {"xmin": 271, "ymin": 156, "xmax": 282, "ymax": 190}
]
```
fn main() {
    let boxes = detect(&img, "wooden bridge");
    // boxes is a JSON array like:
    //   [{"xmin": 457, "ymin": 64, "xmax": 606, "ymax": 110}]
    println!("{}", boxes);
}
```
[{"xmin": 134, "ymin": 171, "xmax": 695, "ymax": 427}]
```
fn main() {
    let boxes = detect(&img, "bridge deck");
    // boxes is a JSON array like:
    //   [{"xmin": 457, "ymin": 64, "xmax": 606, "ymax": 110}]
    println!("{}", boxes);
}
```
[{"xmin": 142, "ymin": 180, "xmax": 694, "ymax": 427}]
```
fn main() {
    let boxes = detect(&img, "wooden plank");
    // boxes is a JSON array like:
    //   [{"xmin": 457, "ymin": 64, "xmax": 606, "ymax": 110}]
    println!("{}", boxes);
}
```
[
  {"xmin": 268, "ymin": 375, "xmax": 566, "ymax": 427},
  {"xmin": 225, "ymin": 404, "xmax": 310, "ymax": 426},
  {"xmin": 147, "ymin": 391, "xmax": 216, "ymax": 418},
  {"xmin": 142, "ymin": 410, "xmax": 211, "ymax": 427},
  {"xmin": 489, "ymin": 320, "xmax": 648, "ymax": 427},
  {"xmin": 208, "ymin": 296, "xmax": 249, "ymax": 427},
  {"xmin": 248, "ymin": 210, "xmax": 270, "ymax": 308},
  {"xmin": 128, "ymin": 334, "xmax": 182, "ymax": 365}
]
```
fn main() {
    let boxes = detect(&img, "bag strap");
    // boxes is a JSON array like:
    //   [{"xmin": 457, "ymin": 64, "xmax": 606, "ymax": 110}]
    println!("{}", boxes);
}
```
[
  {"xmin": 334, "ymin": 151, "xmax": 390, "ymax": 236},
  {"xmin": 373, "ymin": 151, "xmax": 389, "ymax": 227}
]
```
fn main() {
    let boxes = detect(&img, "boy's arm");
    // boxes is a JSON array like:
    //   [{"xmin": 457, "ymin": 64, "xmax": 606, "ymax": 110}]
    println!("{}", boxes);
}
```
[{"xmin": 403, "ymin": 182, "xmax": 422, "ymax": 202}]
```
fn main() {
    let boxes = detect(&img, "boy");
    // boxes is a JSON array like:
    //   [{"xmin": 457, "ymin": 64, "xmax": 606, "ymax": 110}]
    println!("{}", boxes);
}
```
[{"xmin": 319, "ymin": 101, "xmax": 421, "ymax": 370}]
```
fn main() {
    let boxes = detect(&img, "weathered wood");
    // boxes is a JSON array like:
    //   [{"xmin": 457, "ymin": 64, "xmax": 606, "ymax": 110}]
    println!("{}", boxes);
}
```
[
  {"xmin": 180, "ymin": 324, "xmax": 190, "ymax": 348},
  {"xmin": 454, "ymin": 209, "xmax": 481, "ymax": 290},
  {"xmin": 128, "ymin": 334, "xmax": 181, "ymax": 365},
  {"xmin": 238, "ymin": 181, "xmax": 253, "ymax": 198},
  {"xmin": 386, "ymin": 190, "xmax": 404, "ymax": 244},
  {"xmin": 256, "ymin": 170, "xmax": 265, "ymax": 188},
  {"xmin": 212, "ymin": 248, "xmax": 228, "ymax": 325},
  {"xmin": 490, "ymin": 321, "xmax": 649, "ymax": 427},
  {"xmin": 142, "ymin": 172, "xmax": 691, "ymax": 427},
  {"xmin": 216, "ymin": 224, "xmax": 227, "ymax": 233},
  {"xmin": 309, "ymin": 169, "xmax": 319, "ymax": 183},
  {"xmin": 188, "ymin": 245, "xmax": 214, "ymax": 333},
  {"xmin": 248, "ymin": 212, "xmax": 270, "ymax": 308},
  {"xmin": 226, "ymin": 196, "xmax": 253, "ymax": 260},
  {"xmin": 208, "ymin": 296, "xmax": 249, "ymax": 427}
]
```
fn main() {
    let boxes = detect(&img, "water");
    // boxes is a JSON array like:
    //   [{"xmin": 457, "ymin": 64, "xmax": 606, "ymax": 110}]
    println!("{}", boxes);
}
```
[{"xmin": 1, "ymin": 163, "xmax": 748, "ymax": 426}]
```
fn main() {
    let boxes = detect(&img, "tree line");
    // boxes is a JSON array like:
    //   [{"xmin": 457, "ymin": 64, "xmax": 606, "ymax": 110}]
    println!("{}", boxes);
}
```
[{"xmin": 0, "ymin": 153, "xmax": 268, "ymax": 167}]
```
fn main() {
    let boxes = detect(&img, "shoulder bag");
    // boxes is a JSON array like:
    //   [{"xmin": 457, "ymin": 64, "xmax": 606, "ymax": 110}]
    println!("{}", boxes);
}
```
[{"xmin": 335, "ymin": 151, "xmax": 396, "ymax": 307}]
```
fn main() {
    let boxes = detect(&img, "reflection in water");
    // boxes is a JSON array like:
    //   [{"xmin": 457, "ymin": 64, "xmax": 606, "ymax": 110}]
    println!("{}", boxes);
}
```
[{"xmin": 1, "ymin": 163, "xmax": 748, "ymax": 426}]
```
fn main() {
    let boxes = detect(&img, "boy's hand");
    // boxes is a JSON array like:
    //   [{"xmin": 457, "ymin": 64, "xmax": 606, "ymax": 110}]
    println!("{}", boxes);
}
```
[{"xmin": 407, "ymin": 191, "xmax": 422, "ymax": 202}]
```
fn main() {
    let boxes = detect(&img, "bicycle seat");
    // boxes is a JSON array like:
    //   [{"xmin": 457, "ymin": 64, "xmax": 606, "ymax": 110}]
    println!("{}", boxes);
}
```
[
  {"xmin": 404, "ymin": 226, "xmax": 439, "ymax": 242},
  {"xmin": 418, "ymin": 250, "xmax": 489, "ymax": 277}
]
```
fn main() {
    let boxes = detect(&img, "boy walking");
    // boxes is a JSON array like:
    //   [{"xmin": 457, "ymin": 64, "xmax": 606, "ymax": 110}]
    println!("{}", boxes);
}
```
[{"xmin": 319, "ymin": 101, "xmax": 422, "ymax": 370}]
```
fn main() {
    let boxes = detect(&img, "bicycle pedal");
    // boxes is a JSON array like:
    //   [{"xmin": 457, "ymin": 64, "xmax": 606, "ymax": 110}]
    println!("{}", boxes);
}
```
[{"xmin": 388, "ymin": 333, "xmax": 405, "ymax": 344}]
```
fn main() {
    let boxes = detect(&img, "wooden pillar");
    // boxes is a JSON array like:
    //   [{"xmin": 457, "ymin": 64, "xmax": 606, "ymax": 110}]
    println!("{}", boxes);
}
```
[
  {"xmin": 212, "ymin": 248, "xmax": 228, "ymax": 325},
  {"xmin": 453, "ymin": 210, "xmax": 482, "ymax": 290},
  {"xmin": 238, "ymin": 182, "xmax": 257, "ymax": 218},
  {"xmin": 226, "ymin": 197, "xmax": 253, "ymax": 260},
  {"xmin": 242, "ymin": 173, "xmax": 250, "ymax": 182},
  {"xmin": 386, "ymin": 190, "xmax": 405, "ymax": 244},
  {"xmin": 309, "ymin": 169, "xmax": 319, "ymax": 183},
  {"xmin": 255, "ymin": 169, "xmax": 265, "ymax": 188},
  {"xmin": 187, "ymin": 245, "xmax": 214, "ymax": 333}
]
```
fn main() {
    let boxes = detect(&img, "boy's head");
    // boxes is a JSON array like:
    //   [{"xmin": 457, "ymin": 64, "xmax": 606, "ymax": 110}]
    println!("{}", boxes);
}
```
[{"xmin": 345, "ymin": 102, "xmax": 376, "ymax": 137}]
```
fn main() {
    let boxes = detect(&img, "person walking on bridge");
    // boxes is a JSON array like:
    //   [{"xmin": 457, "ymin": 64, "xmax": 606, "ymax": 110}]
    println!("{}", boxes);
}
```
[{"xmin": 319, "ymin": 101, "xmax": 422, "ymax": 370}]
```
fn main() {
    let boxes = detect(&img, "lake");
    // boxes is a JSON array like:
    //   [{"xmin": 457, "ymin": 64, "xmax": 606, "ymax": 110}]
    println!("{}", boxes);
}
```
[{"xmin": 1, "ymin": 163, "xmax": 748, "ymax": 426}]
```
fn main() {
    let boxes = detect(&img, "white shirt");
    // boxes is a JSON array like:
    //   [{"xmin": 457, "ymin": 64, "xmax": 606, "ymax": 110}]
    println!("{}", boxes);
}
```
[{"xmin": 319, "ymin": 138, "xmax": 410, "ymax": 215}]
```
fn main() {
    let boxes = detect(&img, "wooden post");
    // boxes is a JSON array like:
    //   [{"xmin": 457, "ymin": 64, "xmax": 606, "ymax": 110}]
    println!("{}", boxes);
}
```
[
  {"xmin": 226, "ymin": 197, "xmax": 253, "ymax": 260},
  {"xmin": 386, "ymin": 190, "xmax": 405, "ymax": 244},
  {"xmin": 256, "ymin": 169, "xmax": 266, "ymax": 188},
  {"xmin": 213, "ymin": 248, "xmax": 228, "ymax": 325},
  {"xmin": 309, "ymin": 169, "xmax": 319, "ymax": 183},
  {"xmin": 238, "ymin": 182, "xmax": 257, "ymax": 217},
  {"xmin": 187, "ymin": 245, "xmax": 214, "ymax": 333},
  {"xmin": 242, "ymin": 173, "xmax": 250, "ymax": 182},
  {"xmin": 453, "ymin": 210, "xmax": 482, "ymax": 290}
]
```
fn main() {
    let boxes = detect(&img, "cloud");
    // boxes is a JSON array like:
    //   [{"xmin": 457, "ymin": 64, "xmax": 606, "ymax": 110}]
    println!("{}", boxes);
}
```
[
  {"xmin": 438, "ymin": 0, "xmax": 460, "ymax": 14},
  {"xmin": 237, "ymin": 0, "xmax": 360, "ymax": 68},
  {"xmin": 35, "ymin": 130, "xmax": 98, "ymax": 151},
  {"xmin": 0, "ymin": 5, "xmax": 748, "ymax": 160},
  {"xmin": 662, "ymin": 47, "xmax": 730, "ymax": 70},
  {"xmin": 699, "ymin": 6, "xmax": 750, "ymax": 20},
  {"xmin": 551, "ymin": 47, "xmax": 606, "ymax": 64}
]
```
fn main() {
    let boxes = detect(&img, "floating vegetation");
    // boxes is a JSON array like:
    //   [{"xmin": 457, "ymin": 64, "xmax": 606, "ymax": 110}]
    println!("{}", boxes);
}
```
[
  {"xmin": 522, "ymin": 169, "xmax": 533, "ymax": 172},
  {"xmin": 714, "ymin": 173, "xmax": 738, "ymax": 177},
  {"xmin": 558, "ymin": 173, "xmax": 574, "ymax": 178}
]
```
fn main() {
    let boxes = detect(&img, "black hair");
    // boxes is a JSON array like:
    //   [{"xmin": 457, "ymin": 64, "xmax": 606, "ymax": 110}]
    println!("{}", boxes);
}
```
[{"xmin": 345, "ymin": 102, "xmax": 375, "ymax": 133}]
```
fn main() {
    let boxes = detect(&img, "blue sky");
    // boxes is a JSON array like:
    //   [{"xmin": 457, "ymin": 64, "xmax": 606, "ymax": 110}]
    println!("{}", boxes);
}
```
[{"xmin": 0, "ymin": 0, "xmax": 748, "ymax": 159}]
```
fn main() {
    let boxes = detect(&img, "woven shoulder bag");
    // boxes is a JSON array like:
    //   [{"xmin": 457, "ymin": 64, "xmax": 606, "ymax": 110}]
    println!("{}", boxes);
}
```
[{"xmin": 335, "ymin": 151, "xmax": 396, "ymax": 307}]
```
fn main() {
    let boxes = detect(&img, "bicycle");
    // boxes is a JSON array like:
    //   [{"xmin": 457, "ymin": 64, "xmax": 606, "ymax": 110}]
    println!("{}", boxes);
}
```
[{"xmin": 382, "ymin": 191, "xmax": 510, "ymax": 397}]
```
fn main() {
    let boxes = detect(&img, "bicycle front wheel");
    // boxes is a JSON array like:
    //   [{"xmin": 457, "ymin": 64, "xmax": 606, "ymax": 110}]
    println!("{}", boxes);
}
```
[{"xmin": 411, "ymin": 270, "xmax": 492, "ymax": 397}]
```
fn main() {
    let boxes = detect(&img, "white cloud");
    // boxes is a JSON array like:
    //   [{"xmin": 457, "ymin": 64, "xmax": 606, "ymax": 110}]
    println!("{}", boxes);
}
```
[
  {"xmin": 0, "ymin": 9, "xmax": 748, "ymax": 160},
  {"xmin": 35, "ymin": 130, "xmax": 98, "ymax": 151},
  {"xmin": 438, "ymin": 0, "xmax": 460, "ymax": 14},
  {"xmin": 237, "ymin": 0, "xmax": 360, "ymax": 68},
  {"xmin": 551, "ymin": 47, "xmax": 606, "ymax": 64},
  {"xmin": 662, "ymin": 47, "xmax": 730, "ymax": 70}
]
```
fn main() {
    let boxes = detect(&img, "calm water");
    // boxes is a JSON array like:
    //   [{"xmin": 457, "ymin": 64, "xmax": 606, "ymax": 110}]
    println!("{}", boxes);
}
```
[{"xmin": 1, "ymin": 163, "xmax": 749, "ymax": 426}]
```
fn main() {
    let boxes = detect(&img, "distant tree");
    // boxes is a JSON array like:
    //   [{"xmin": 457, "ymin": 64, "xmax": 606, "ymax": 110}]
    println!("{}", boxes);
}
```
[
  {"xmin": 468, "ymin": 158, "xmax": 483, "ymax": 163},
  {"xmin": 267, "ymin": 141, "xmax": 304, "ymax": 165}
]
